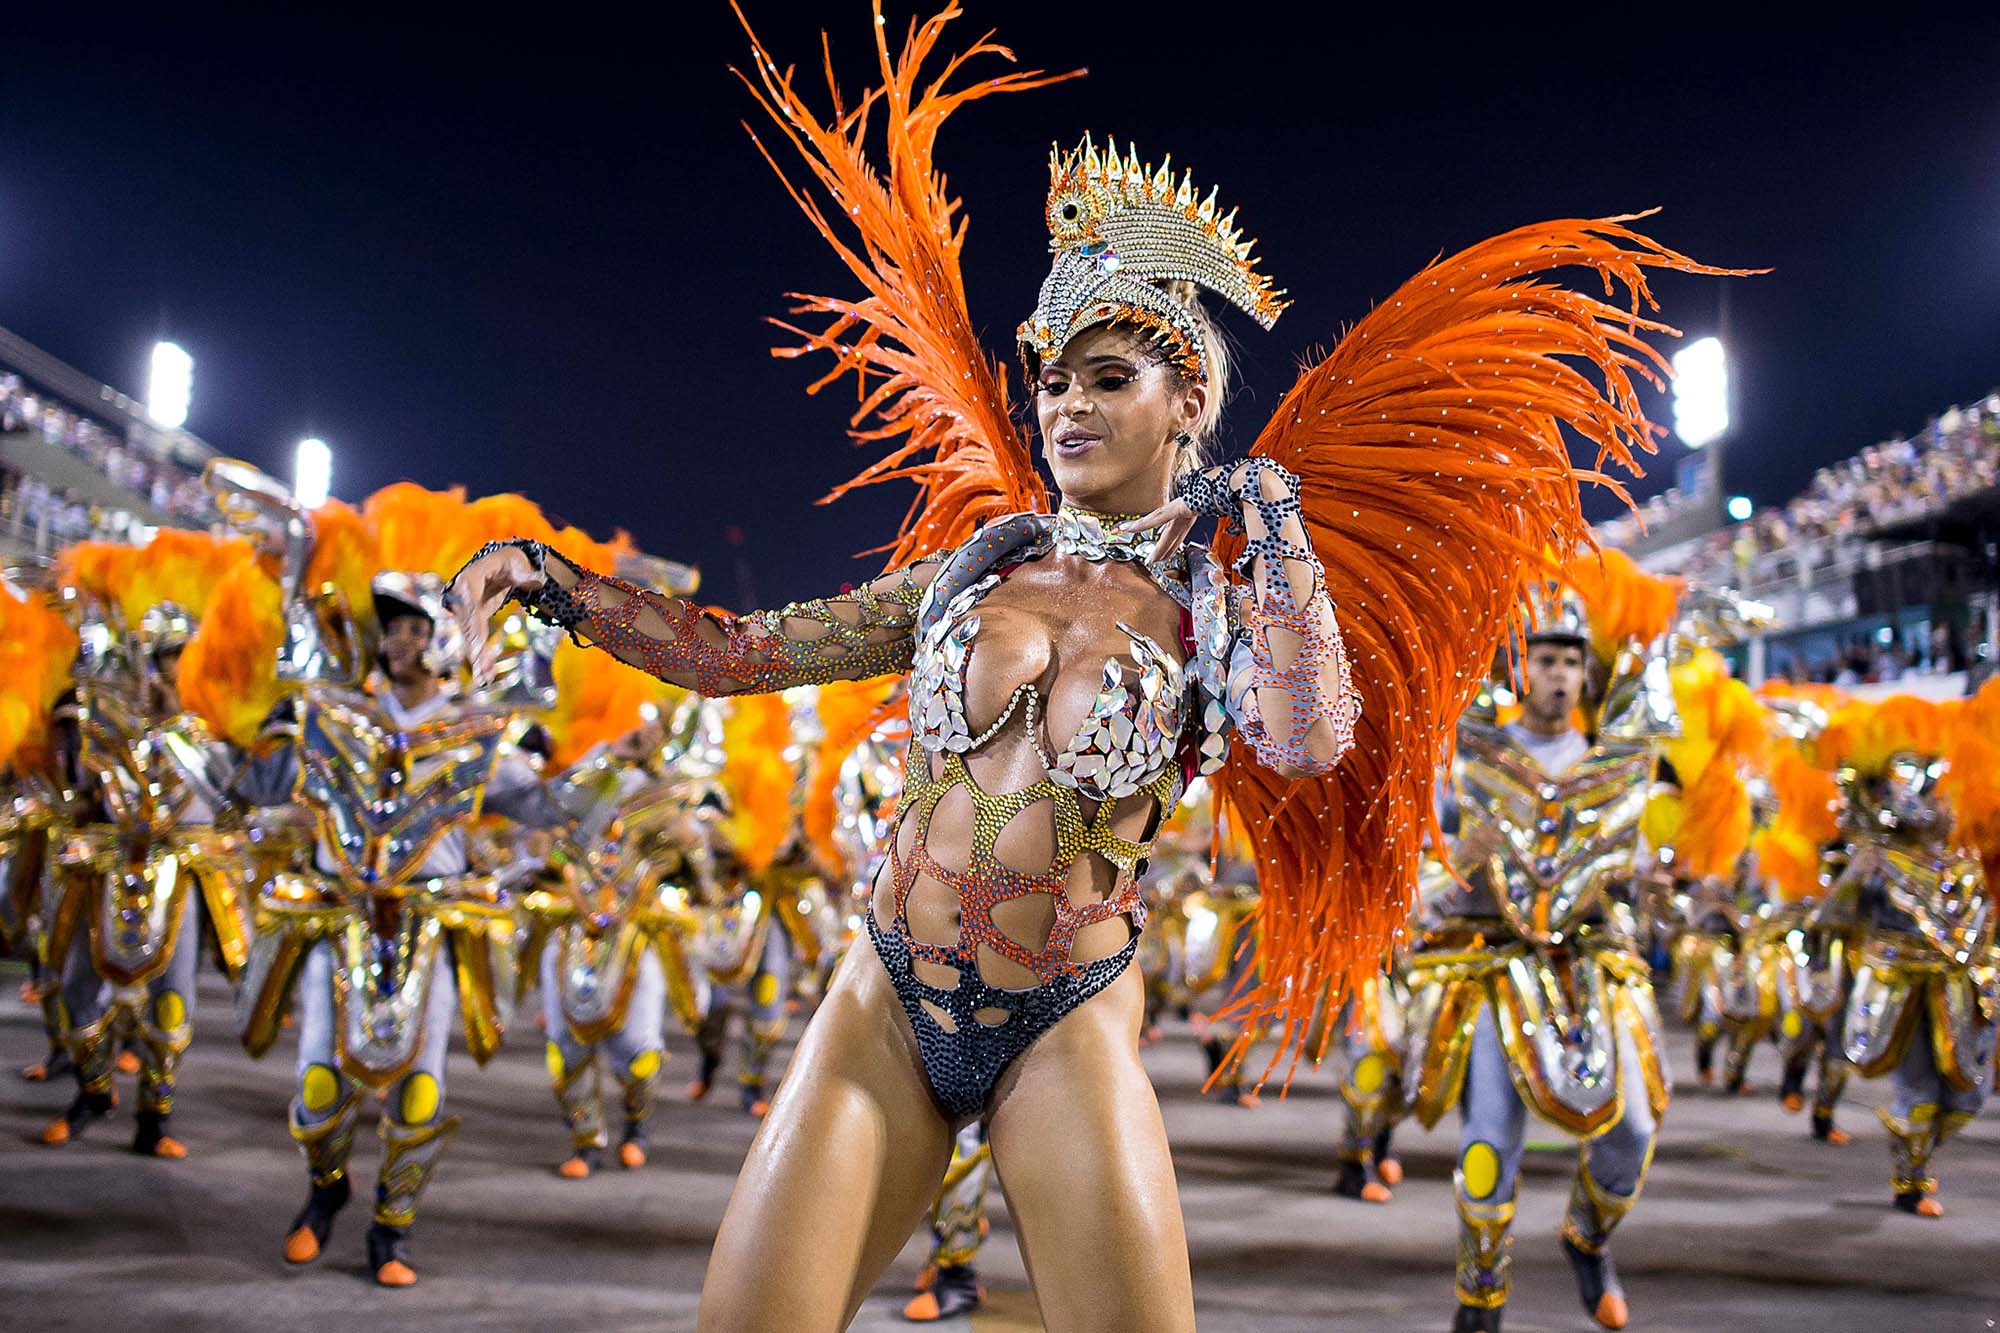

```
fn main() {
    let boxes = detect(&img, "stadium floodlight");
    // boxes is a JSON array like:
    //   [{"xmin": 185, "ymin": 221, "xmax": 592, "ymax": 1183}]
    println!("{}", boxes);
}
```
[
  {"xmin": 294, "ymin": 437, "xmax": 332, "ymax": 509},
  {"xmin": 147, "ymin": 341, "xmax": 193, "ymax": 430},
  {"xmin": 1671, "ymin": 336, "xmax": 1728, "ymax": 449},
  {"xmin": 1726, "ymin": 495, "xmax": 1754, "ymax": 522}
]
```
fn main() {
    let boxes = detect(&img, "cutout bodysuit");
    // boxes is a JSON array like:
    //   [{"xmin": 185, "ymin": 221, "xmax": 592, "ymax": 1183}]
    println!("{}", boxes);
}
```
[{"xmin": 485, "ymin": 497, "xmax": 1356, "ymax": 1120}]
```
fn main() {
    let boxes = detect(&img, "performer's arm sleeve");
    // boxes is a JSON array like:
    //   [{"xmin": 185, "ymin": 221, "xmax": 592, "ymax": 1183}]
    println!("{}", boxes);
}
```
[
  {"xmin": 508, "ymin": 546, "xmax": 942, "ymax": 697},
  {"xmin": 232, "ymin": 747, "xmax": 298, "ymax": 808},
  {"xmin": 1209, "ymin": 460, "xmax": 1362, "ymax": 779},
  {"xmin": 484, "ymin": 749, "xmax": 567, "ymax": 829}
]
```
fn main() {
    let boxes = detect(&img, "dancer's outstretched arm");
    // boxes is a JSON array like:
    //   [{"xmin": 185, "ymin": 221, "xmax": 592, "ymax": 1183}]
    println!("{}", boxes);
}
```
[
  {"xmin": 1127, "ymin": 457, "xmax": 1361, "ymax": 779},
  {"xmin": 451, "ymin": 541, "xmax": 942, "ymax": 697}
]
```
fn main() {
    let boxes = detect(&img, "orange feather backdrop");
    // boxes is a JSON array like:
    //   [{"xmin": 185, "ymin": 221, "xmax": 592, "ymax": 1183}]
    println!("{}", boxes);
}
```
[{"xmin": 721, "ymin": 692, "xmax": 798, "ymax": 875}]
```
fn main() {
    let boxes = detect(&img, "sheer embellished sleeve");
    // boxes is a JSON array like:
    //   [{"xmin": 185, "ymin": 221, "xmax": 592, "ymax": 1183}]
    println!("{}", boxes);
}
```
[
  {"xmin": 483, "ymin": 541, "xmax": 939, "ymax": 697},
  {"xmin": 1184, "ymin": 458, "xmax": 1361, "ymax": 778}
]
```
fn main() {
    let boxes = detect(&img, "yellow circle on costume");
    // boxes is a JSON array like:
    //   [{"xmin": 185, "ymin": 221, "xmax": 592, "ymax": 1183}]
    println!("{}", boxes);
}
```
[
  {"xmin": 1461, "ymin": 1141, "xmax": 1501, "ymax": 1199},
  {"xmin": 628, "ymin": 1049, "xmax": 662, "ymax": 1081},
  {"xmin": 545, "ymin": 1042, "xmax": 566, "ymax": 1081},
  {"xmin": 155, "ymin": 991, "xmax": 187, "ymax": 1030},
  {"xmin": 1780, "ymin": 1011, "xmax": 1803, "ymax": 1040},
  {"xmin": 302, "ymin": 1063, "xmax": 341, "ymax": 1112},
  {"xmin": 752, "ymin": 973, "xmax": 781, "ymax": 1008},
  {"xmin": 400, "ymin": 1073, "xmax": 441, "ymax": 1124},
  {"xmin": 1353, "ymin": 1054, "xmax": 1386, "ymax": 1095}
]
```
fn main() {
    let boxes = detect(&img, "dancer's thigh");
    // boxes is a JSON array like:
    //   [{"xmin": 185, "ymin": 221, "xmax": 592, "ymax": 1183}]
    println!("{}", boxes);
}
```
[
  {"xmin": 987, "ymin": 966, "xmax": 1194, "ymax": 1333},
  {"xmin": 698, "ymin": 940, "xmax": 951, "ymax": 1333}
]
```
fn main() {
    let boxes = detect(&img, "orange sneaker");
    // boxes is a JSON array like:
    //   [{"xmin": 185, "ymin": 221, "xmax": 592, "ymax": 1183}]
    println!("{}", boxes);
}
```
[
  {"xmin": 368, "ymin": 1224, "xmax": 416, "ymax": 1286},
  {"xmin": 557, "ymin": 1155, "xmax": 593, "ymax": 1179},
  {"xmin": 148, "ymin": 1136, "xmax": 189, "ymax": 1159},
  {"xmin": 1825, "ymin": 1127, "xmax": 1852, "ymax": 1146},
  {"xmin": 749, "ymin": 1099, "xmax": 771, "ymax": 1118},
  {"xmin": 1378, "ymin": 1157, "xmax": 1404, "ymax": 1187},
  {"xmin": 375, "ymin": 1259, "xmax": 417, "ymax": 1287},
  {"xmin": 686, "ymin": 1079, "xmax": 710, "ymax": 1102},
  {"xmin": 20, "ymin": 1060, "xmax": 52, "ymax": 1082},
  {"xmin": 39, "ymin": 1117, "xmax": 70, "ymax": 1146},
  {"xmin": 1360, "ymin": 1181, "xmax": 1393, "ymax": 1204},
  {"xmin": 1595, "ymin": 1291, "xmax": 1630, "ymax": 1329},
  {"xmin": 1781, "ymin": 1093, "xmax": 1804, "ymax": 1113},
  {"xmin": 1915, "ymin": 1197, "xmax": 1944, "ymax": 1218},
  {"xmin": 618, "ymin": 1141, "xmax": 646, "ymax": 1169},
  {"xmin": 902, "ymin": 1292, "xmax": 942, "ymax": 1321},
  {"xmin": 283, "ymin": 1177, "xmax": 349, "ymax": 1264},
  {"xmin": 116, "ymin": 1050, "xmax": 141, "ymax": 1076},
  {"xmin": 1235, "ymin": 1090, "xmax": 1262, "ymax": 1110},
  {"xmin": 282, "ymin": 1225, "xmax": 323, "ymax": 1264}
]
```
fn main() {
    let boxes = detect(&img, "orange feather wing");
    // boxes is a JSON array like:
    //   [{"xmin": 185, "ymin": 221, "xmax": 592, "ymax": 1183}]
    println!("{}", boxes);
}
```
[
  {"xmin": 1213, "ymin": 216, "xmax": 1754, "ymax": 1086},
  {"xmin": 734, "ymin": 1, "xmax": 1070, "ymax": 563}
]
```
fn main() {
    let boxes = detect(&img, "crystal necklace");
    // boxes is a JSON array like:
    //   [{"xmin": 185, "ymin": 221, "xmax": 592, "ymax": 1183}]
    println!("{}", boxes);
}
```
[{"xmin": 1051, "ymin": 505, "xmax": 1157, "ymax": 564}]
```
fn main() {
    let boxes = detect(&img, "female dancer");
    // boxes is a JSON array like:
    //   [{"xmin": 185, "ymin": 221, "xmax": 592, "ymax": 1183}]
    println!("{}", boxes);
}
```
[{"xmin": 452, "ymin": 9, "xmax": 1740, "ymax": 1326}]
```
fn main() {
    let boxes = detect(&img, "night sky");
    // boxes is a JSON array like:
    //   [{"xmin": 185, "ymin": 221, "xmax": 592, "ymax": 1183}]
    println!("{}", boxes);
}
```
[{"xmin": 5, "ymin": 5, "xmax": 1997, "ymax": 606}]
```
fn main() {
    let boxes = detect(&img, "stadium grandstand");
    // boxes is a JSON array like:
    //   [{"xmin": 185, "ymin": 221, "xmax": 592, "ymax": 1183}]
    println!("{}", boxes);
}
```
[
  {"xmin": 0, "ymin": 323, "xmax": 699, "ymax": 594},
  {"xmin": 1605, "ymin": 387, "xmax": 2000, "ymax": 698},
  {"xmin": 0, "ymin": 324, "xmax": 219, "ymax": 560}
]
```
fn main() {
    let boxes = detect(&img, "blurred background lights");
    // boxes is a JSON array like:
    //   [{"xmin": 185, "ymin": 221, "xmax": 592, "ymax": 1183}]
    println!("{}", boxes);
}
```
[
  {"xmin": 146, "ymin": 340, "xmax": 193, "ymax": 429},
  {"xmin": 294, "ymin": 437, "xmax": 331, "ymax": 508},
  {"xmin": 1672, "ymin": 336, "xmax": 1729, "ymax": 448}
]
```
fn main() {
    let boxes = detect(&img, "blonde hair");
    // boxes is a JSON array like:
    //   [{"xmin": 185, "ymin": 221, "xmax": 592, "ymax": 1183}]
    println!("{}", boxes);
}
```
[{"xmin": 1155, "ymin": 279, "xmax": 1230, "ymax": 481}]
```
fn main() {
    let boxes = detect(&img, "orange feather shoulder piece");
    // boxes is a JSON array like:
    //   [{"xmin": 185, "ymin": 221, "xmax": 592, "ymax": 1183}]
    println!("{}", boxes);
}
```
[
  {"xmin": 734, "ymin": 1, "xmax": 1068, "ymax": 564},
  {"xmin": 1213, "ymin": 218, "xmax": 1755, "ymax": 1086}
]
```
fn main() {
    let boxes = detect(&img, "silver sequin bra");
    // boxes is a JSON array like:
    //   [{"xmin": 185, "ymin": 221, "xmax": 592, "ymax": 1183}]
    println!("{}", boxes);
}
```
[{"xmin": 909, "ymin": 509, "xmax": 1221, "ymax": 803}]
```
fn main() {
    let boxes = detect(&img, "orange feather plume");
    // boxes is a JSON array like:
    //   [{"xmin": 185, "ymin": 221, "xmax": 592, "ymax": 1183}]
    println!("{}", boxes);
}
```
[
  {"xmin": 303, "ymin": 498, "xmax": 381, "ymax": 620},
  {"xmin": 803, "ymin": 676, "xmax": 904, "ymax": 876},
  {"xmin": 179, "ymin": 560, "xmax": 286, "ymax": 746},
  {"xmin": 1643, "ymin": 650, "xmax": 1765, "ymax": 880},
  {"xmin": 1751, "ymin": 740, "xmax": 1840, "ymax": 904},
  {"xmin": 363, "ymin": 483, "xmax": 478, "ymax": 580},
  {"xmin": 734, "ymin": 0, "xmax": 1064, "ymax": 564},
  {"xmin": 1815, "ymin": 694, "xmax": 1958, "ymax": 776},
  {"xmin": 56, "ymin": 529, "xmax": 262, "ymax": 627},
  {"xmin": 721, "ymin": 692, "xmax": 798, "ymax": 874},
  {"xmin": 544, "ymin": 639, "xmax": 684, "ymax": 769},
  {"xmin": 1212, "ymin": 219, "xmax": 1755, "ymax": 1088},
  {"xmin": 1756, "ymin": 679, "xmax": 1849, "ymax": 711},
  {"xmin": 1563, "ymin": 546, "xmax": 1684, "ymax": 667},
  {"xmin": 0, "ymin": 584, "xmax": 78, "ymax": 775}
]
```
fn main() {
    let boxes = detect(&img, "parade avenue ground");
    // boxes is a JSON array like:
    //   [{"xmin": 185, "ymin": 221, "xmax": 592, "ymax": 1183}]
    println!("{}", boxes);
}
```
[{"xmin": 3, "ymin": 966, "xmax": 1997, "ymax": 1332}]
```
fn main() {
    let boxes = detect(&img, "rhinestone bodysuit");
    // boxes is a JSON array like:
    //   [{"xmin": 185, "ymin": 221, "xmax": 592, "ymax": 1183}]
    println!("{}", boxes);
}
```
[{"xmin": 500, "ymin": 500, "xmax": 1352, "ymax": 1119}]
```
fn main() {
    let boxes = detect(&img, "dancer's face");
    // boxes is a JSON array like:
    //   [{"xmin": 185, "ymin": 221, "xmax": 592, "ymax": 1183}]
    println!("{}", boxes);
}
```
[
  {"xmin": 1521, "ymin": 642, "xmax": 1586, "ymax": 730},
  {"xmin": 379, "ymin": 612, "xmax": 433, "ymax": 684},
  {"xmin": 1034, "ymin": 325, "xmax": 1205, "ymax": 515}
]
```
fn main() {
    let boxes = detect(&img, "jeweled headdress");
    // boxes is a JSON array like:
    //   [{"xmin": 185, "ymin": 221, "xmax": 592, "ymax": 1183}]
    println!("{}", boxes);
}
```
[{"xmin": 1018, "ymin": 135, "xmax": 1288, "ymax": 383}]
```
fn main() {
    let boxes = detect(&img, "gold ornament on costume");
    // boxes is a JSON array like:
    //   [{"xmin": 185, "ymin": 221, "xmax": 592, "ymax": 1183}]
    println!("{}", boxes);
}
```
[{"xmin": 1020, "ymin": 134, "xmax": 1289, "ymax": 383}]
